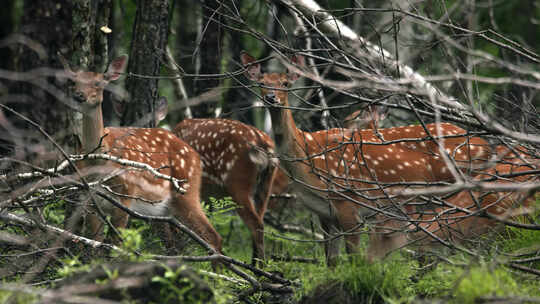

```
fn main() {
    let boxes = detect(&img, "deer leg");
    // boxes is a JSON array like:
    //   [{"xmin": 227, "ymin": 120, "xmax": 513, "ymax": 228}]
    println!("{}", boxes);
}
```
[
  {"xmin": 170, "ymin": 192, "xmax": 222, "ymax": 254},
  {"xmin": 319, "ymin": 215, "xmax": 341, "ymax": 267},
  {"xmin": 88, "ymin": 212, "xmax": 105, "ymax": 242},
  {"xmin": 232, "ymin": 191, "xmax": 265, "ymax": 265},
  {"xmin": 333, "ymin": 200, "xmax": 362, "ymax": 256},
  {"xmin": 109, "ymin": 199, "xmax": 130, "ymax": 244},
  {"xmin": 255, "ymin": 166, "xmax": 279, "ymax": 220},
  {"xmin": 152, "ymin": 221, "xmax": 190, "ymax": 254},
  {"xmin": 366, "ymin": 214, "xmax": 409, "ymax": 262}
]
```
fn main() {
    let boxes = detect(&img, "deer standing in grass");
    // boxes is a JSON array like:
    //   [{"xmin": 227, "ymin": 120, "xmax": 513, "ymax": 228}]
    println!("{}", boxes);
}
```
[
  {"xmin": 240, "ymin": 51, "xmax": 491, "ymax": 265},
  {"xmin": 156, "ymin": 100, "xmax": 384, "ymax": 264},
  {"xmin": 59, "ymin": 55, "xmax": 222, "ymax": 253},
  {"xmin": 171, "ymin": 118, "xmax": 289, "ymax": 264}
]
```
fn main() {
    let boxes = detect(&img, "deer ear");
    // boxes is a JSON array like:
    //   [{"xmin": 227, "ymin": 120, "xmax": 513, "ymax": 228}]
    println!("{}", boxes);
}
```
[
  {"xmin": 105, "ymin": 55, "xmax": 128, "ymax": 81},
  {"xmin": 57, "ymin": 52, "xmax": 76, "ymax": 77},
  {"xmin": 240, "ymin": 51, "xmax": 261, "ymax": 81},
  {"xmin": 288, "ymin": 54, "xmax": 305, "ymax": 82},
  {"xmin": 155, "ymin": 96, "xmax": 168, "ymax": 124}
]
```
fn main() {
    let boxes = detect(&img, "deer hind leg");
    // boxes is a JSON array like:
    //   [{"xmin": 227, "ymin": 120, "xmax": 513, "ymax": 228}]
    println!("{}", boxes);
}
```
[
  {"xmin": 88, "ymin": 212, "xmax": 105, "ymax": 242},
  {"xmin": 255, "ymin": 166, "xmax": 279, "ymax": 220},
  {"xmin": 229, "ymin": 184, "xmax": 266, "ymax": 265},
  {"xmin": 333, "ymin": 200, "xmax": 363, "ymax": 257},
  {"xmin": 226, "ymin": 166, "xmax": 267, "ymax": 265},
  {"xmin": 170, "ymin": 191, "xmax": 222, "ymax": 254},
  {"xmin": 366, "ymin": 213, "xmax": 409, "ymax": 262},
  {"xmin": 319, "ymin": 215, "xmax": 341, "ymax": 267},
  {"xmin": 152, "ymin": 221, "xmax": 190, "ymax": 254},
  {"xmin": 87, "ymin": 197, "xmax": 130, "ymax": 244},
  {"xmin": 109, "ymin": 201, "xmax": 130, "ymax": 243}
]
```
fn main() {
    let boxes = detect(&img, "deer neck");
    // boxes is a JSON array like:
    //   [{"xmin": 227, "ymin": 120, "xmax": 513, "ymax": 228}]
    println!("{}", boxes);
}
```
[
  {"xmin": 82, "ymin": 105, "xmax": 106, "ymax": 154},
  {"xmin": 270, "ymin": 102, "xmax": 306, "ymax": 163}
]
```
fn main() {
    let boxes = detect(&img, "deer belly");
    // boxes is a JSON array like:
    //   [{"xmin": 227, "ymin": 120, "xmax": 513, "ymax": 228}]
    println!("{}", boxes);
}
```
[
  {"xmin": 103, "ymin": 174, "xmax": 175, "ymax": 216},
  {"xmin": 129, "ymin": 199, "xmax": 171, "ymax": 216},
  {"xmin": 96, "ymin": 194, "xmax": 172, "ymax": 217}
]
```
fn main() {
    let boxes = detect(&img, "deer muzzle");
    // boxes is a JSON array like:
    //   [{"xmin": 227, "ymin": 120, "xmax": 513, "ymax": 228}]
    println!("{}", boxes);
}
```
[{"xmin": 264, "ymin": 92, "xmax": 279, "ymax": 105}]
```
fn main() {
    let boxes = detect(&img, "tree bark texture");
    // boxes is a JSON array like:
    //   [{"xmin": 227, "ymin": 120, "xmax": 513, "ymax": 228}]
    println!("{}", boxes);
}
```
[
  {"xmin": 123, "ymin": 0, "xmax": 170, "ymax": 127},
  {"xmin": 191, "ymin": 0, "xmax": 222, "ymax": 118}
]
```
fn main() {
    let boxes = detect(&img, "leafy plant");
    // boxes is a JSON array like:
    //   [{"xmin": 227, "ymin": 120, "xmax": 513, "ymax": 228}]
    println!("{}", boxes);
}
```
[
  {"xmin": 454, "ymin": 265, "xmax": 519, "ymax": 304},
  {"xmin": 57, "ymin": 256, "xmax": 91, "ymax": 278},
  {"xmin": 42, "ymin": 199, "xmax": 65, "ymax": 226},
  {"xmin": 151, "ymin": 264, "xmax": 213, "ymax": 304},
  {"xmin": 111, "ymin": 226, "xmax": 149, "ymax": 261},
  {"xmin": 95, "ymin": 265, "xmax": 119, "ymax": 285}
]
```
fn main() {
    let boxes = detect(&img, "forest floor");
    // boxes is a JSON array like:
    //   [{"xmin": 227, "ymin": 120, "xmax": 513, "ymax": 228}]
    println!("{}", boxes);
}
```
[{"xmin": 1, "ymin": 197, "xmax": 540, "ymax": 304}]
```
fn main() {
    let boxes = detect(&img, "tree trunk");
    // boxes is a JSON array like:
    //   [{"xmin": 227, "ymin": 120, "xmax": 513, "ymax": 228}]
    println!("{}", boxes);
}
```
[
  {"xmin": 123, "ymin": 0, "xmax": 170, "ymax": 127},
  {"xmin": 222, "ymin": 0, "xmax": 245, "ymax": 122},
  {"xmin": 191, "ymin": 0, "xmax": 222, "ymax": 118},
  {"xmin": 170, "ymin": 0, "xmax": 199, "ymax": 123},
  {"xmin": 63, "ymin": 0, "xmax": 113, "ymax": 233},
  {"xmin": 0, "ymin": 0, "xmax": 15, "ymax": 71}
]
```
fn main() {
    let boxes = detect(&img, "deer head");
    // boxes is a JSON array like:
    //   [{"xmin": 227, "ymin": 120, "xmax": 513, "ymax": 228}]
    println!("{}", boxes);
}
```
[
  {"xmin": 240, "ymin": 51, "xmax": 305, "ymax": 106},
  {"xmin": 58, "ymin": 54, "xmax": 128, "ymax": 109}
]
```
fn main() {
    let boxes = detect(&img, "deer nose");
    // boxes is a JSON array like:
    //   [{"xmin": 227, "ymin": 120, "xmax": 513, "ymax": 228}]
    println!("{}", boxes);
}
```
[
  {"xmin": 264, "ymin": 92, "xmax": 278, "ymax": 104},
  {"xmin": 73, "ymin": 91, "xmax": 86, "ymax": 103}
]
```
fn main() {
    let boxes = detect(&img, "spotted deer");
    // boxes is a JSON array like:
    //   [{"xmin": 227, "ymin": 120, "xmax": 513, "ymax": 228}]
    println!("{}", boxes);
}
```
[
  {"xmin": 59, "ymin": 54, "xmax": 222, "ymax": 253},
  {"xmin": 240, "ymin": 51, "xmax": 491, "ymax": 265},
  {"xmin": 171, "ymin": 117, "xmax": 290, "ymax": 264}
]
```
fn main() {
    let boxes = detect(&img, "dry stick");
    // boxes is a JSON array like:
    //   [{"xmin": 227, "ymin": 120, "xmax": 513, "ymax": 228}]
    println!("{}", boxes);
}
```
[
  {"xmin": 290, "ymin": 6, "xmax": 330, "ymax": 128},
  {"xmin": 508, "ymin": 263, "xmax": 540, "ymax": 277},
  {"xmin": 93, "ymin": 190, "xmax": 293, "ymax": 289},
  {"xmin": 286, "ymin": 0, "xmax": 540, "ymax": 145},
  {"xmin": 2, "ymin": 202, "xmax": 292, "ymax": 291},
  {"xmin": 1, "ymin": 153, "xmax": 187, "ymax": 193},
  {"xmin": 3, "ymin": 165, "xmax": 293, "ymax": 287},
  {"xmin": 279, "ymin": 0, "xmax": 465, "ymax": 111},
  {"xmin": 164, "ymin": 46, "xmax": 193, "ymax": 119},
  {"xmin": 2, "ymin": 157, "xmax": 290, "ymax": 287},
  {"xmin": 0, "ymin": 211, "xmax": 123, "ymax": 252},
  {"xmin": 2, "ymin": 162, "xmax": 293, "ymax": 288}
]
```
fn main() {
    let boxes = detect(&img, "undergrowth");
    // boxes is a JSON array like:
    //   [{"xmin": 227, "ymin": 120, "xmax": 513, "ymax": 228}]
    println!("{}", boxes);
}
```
[{"xmin": 2, "ymin": 196, "xmax": 540, "ymax": 304}]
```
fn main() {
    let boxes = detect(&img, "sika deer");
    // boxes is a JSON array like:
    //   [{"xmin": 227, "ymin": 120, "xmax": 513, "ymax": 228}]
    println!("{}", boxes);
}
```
[
  {"xmin": 59, "ymin": 54, "xmax": 222, "ymax": 253},
  {"xmin": 172, "ymin": 117, "xmax": 290, "ymax": 264},
  {"xmin": 241, "ymin": 51, "xmax": 491, "ymax": 265}
]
